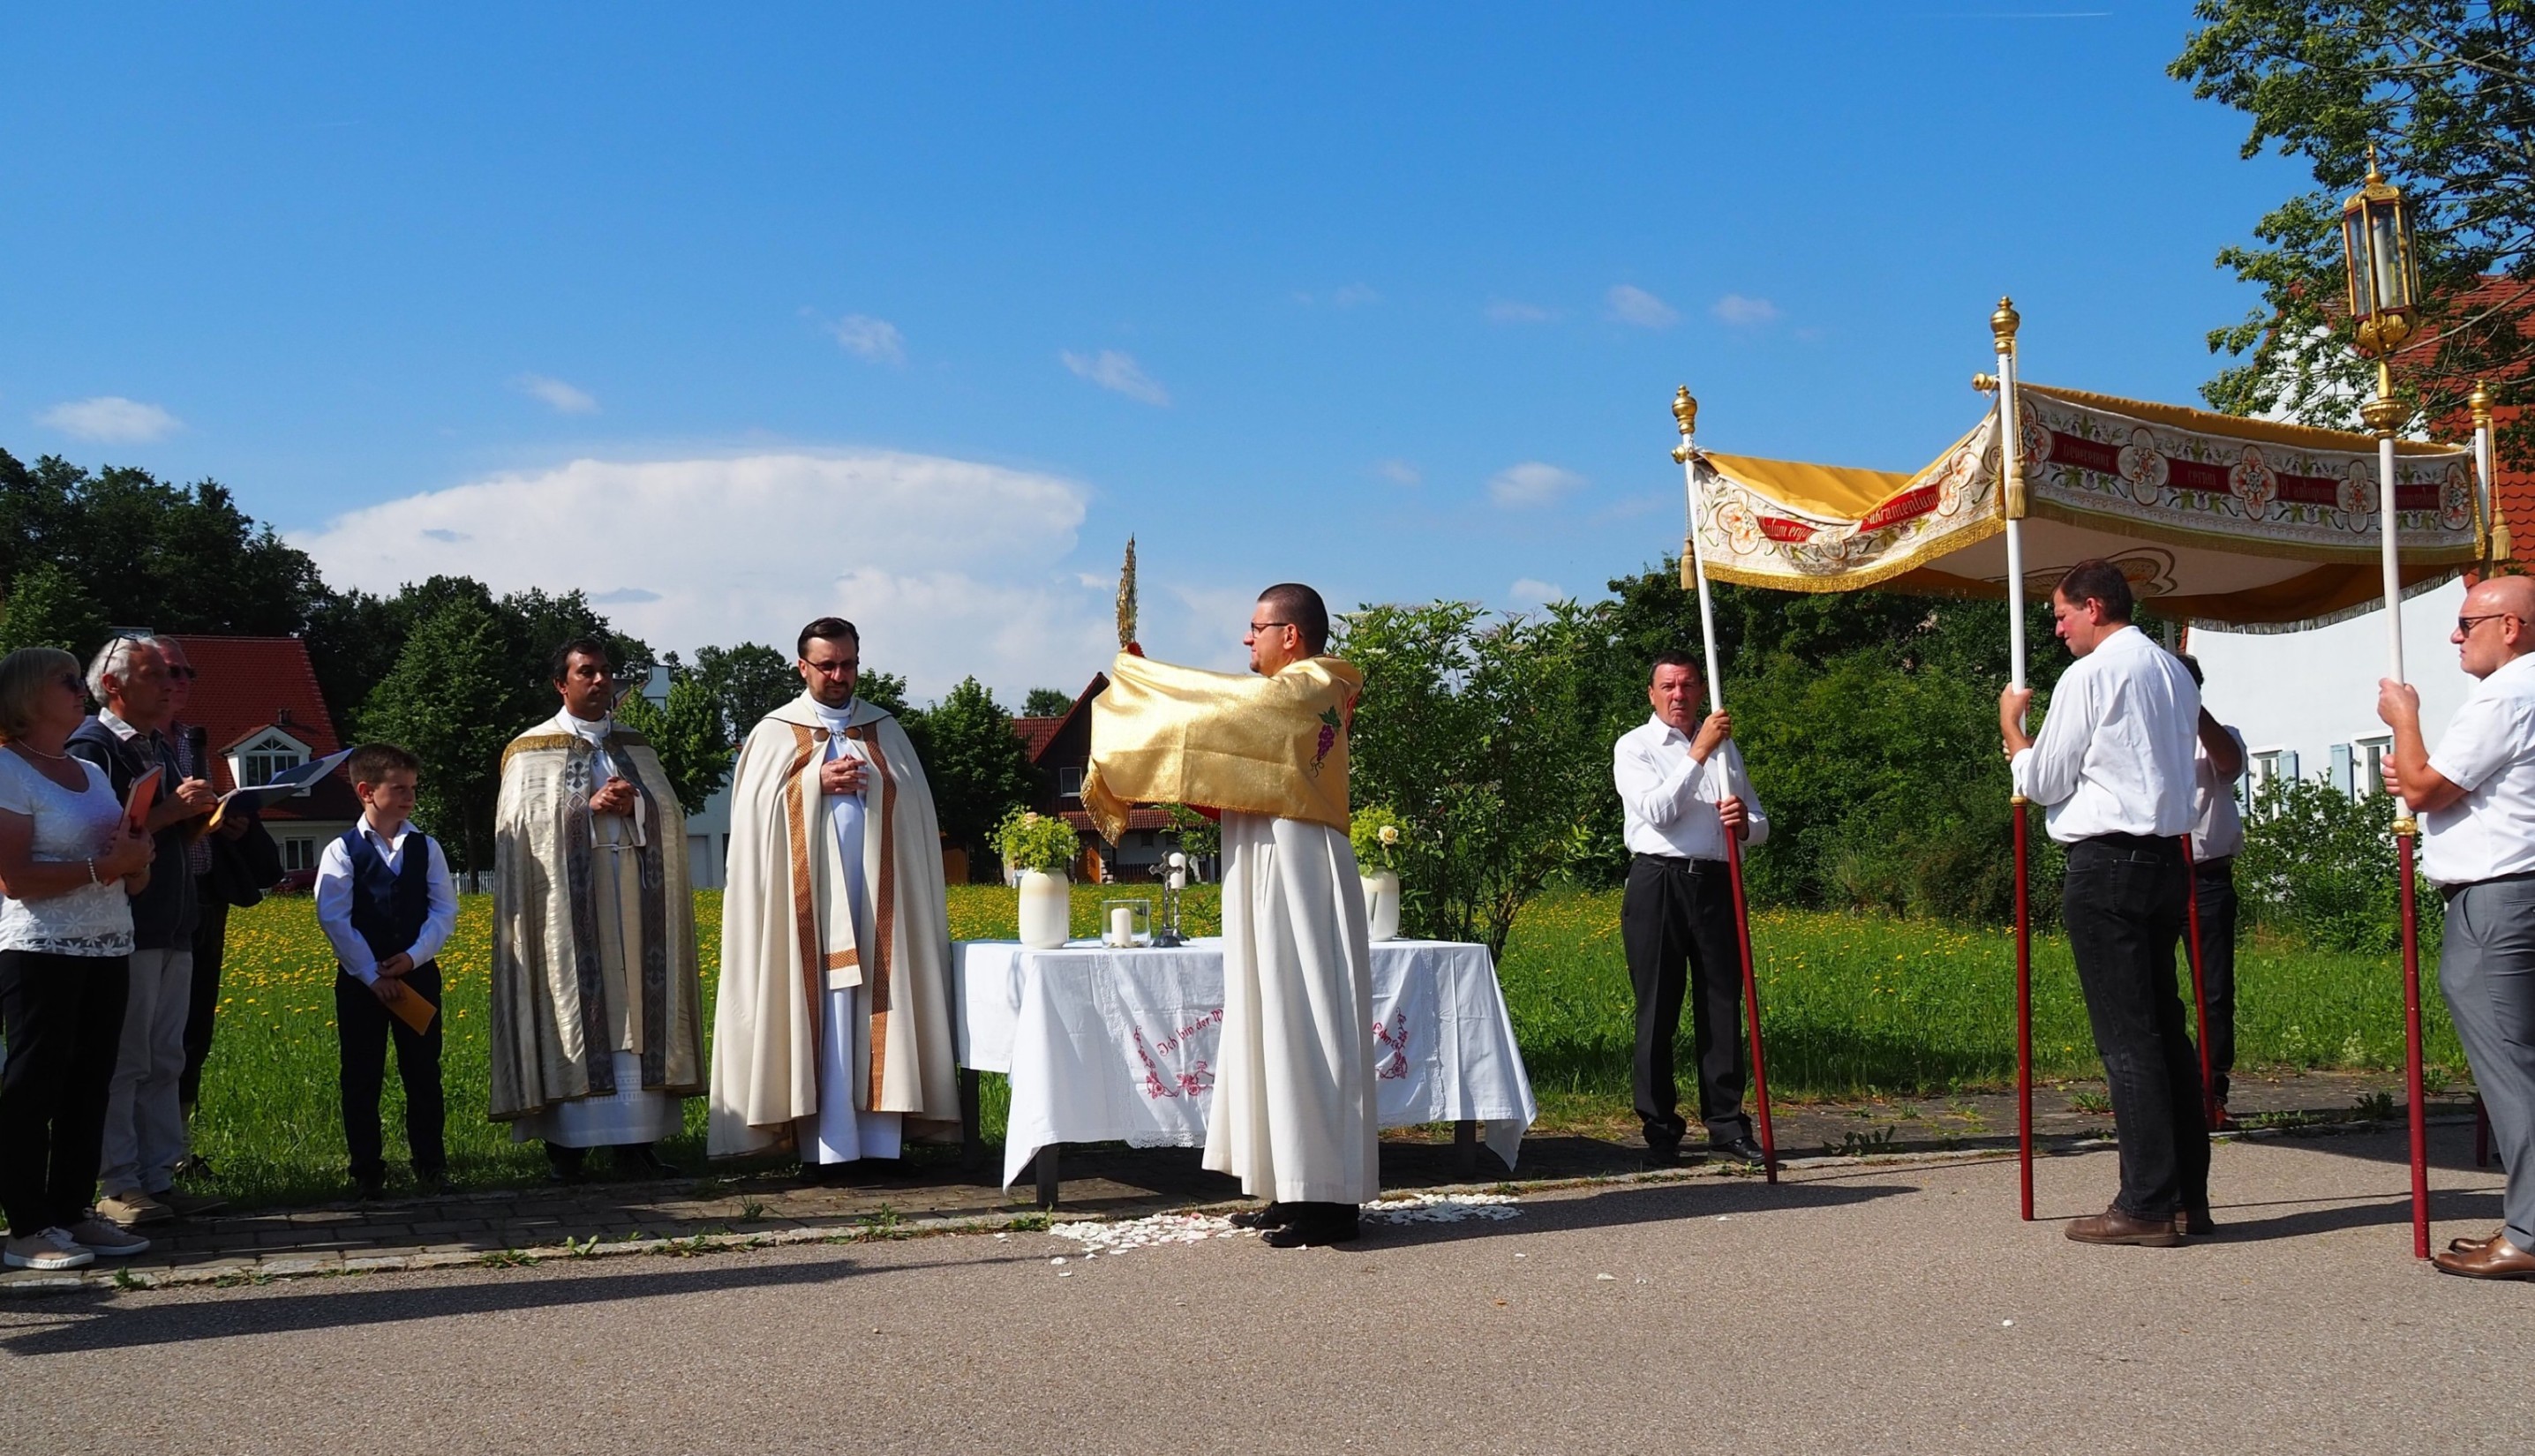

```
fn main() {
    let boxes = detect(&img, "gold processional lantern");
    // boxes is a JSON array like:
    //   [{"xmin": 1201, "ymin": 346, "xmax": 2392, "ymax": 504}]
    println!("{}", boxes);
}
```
[{"xmin": 2340, "ymin": 145, "xmax": 2423, "ymax": 374}]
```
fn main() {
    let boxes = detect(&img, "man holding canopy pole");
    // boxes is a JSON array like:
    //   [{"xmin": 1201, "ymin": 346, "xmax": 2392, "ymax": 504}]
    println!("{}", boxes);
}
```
[{"xmin": 2001, "ymin": 559, "xmax": 2209, "ymax": 1247}]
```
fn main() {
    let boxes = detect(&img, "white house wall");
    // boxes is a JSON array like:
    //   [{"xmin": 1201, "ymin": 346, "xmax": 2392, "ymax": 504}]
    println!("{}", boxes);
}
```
[{"xmin": 2191, "ymin": 578, "xmax": 2473, "ymax": 799}]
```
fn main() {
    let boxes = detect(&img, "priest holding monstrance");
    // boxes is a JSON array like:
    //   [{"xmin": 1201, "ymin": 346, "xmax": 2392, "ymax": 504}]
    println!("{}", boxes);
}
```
[
  {"xmin": 1086, "ymin": 583, "xmax": 1379, "ymax": 1247},
  {"xmin": 707, "ymin": 617, "xmax": 959, "ymax": 1170},
  {"xmin": 491, "ymin": 638, "xmax": 705, "ymax": 1179}
]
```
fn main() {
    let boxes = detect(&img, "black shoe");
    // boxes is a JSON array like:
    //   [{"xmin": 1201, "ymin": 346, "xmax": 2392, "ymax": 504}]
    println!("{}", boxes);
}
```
[
  {"xmin": 613, "ymin": 1144, "xmax": 681, "ymax": 1179},
  {"xmin": 413, "ymin": 1168, "xmax": 458, "ymax": 1197},
  {"xmin": 1228, "ymin": 1203, "xmax": 1296, "ymax": 1229},
  {"xmin": 1262, "ymin": 1205, "xmax": 1359, "ymax": 1248},
  {"xmin": 1639, "ymin": 1144, "xmax": 1684, "ymax": 1171},
  {"xmin": 1709, "ymin": 1135, "xmax": 1768, "ymax": 1167},
  {"xmin": 352, "ymin": 1172, "xmax": 387, "ymax": 1202},
  {"xmin": 545, "ymin": 1142, "xmax": 590, "ymax": 1185}
]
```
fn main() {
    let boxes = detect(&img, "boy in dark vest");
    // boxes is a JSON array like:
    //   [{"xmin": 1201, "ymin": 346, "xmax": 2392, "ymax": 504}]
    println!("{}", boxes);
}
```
[{"xmin": 313, "ymin": 744, "xmax": 458, "ymax": 1198}]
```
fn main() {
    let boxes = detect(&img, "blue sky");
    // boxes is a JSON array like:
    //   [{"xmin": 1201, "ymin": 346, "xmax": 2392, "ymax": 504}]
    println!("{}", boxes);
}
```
[{"xmin": 1, "ymin": 4, "xmax": 2319, "ymax": 696}]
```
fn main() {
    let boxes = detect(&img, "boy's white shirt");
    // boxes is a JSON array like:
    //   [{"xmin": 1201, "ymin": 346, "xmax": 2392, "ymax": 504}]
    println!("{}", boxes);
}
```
[{"xmin": 313, "ymin": 813, "xmax": 460, "ymax": 984}]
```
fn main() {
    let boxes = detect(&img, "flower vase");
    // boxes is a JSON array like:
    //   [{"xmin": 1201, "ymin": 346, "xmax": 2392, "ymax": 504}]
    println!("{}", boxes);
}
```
[
  {"xmin": 1360, "ymin": 868, "xmax": 1402, "ymax": 942},
  {"xmin": 1018, "ymin": 869, "xmax": 1071, "ymax": 949}
]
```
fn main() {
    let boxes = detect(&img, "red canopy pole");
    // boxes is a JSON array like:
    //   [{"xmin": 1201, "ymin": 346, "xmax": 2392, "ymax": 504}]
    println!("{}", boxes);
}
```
[
  {"xmin": 1674, "ymin": 387, "xmax": 1776, "ymax": 1184},
  {"xmin": 2181, "ymin": 836, "xmax": 2218, "ymax": 1128},
  {"xmin": 2014, "ymin": 796, "xmax": 2035, "ymax": 1220}
]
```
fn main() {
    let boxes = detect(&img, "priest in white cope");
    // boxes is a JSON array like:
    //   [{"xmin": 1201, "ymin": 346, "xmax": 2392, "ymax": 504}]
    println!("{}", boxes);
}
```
[
  {"xmin": 708, "ymin": 617, "xmax": 959, "ymax": 1173},
  {"xmin": 490, "ymin": 638, "xmax": 704, "ymax": 1180},
  {"xmin": 1085, "ymin": 583, "xmax": 1378, "ymax": 1248}
]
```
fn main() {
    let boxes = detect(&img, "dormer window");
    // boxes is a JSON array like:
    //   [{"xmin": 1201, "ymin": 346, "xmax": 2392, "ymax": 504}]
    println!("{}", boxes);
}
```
[{"xmin": 229, "ymin": 728, "xmax": 314, "ymax": 791}]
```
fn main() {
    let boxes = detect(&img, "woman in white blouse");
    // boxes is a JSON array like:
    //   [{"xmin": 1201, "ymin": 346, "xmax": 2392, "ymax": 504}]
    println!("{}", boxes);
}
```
[{"xmin": 0, "ymin": 647, "xmax": 156, "ymax": 1272}]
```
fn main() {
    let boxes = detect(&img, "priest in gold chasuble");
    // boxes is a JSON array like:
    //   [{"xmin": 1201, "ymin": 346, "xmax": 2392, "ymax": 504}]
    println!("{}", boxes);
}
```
[
  {"xmin": 707, "ymin": 617, "xmax": 959, "ymax": 1165},
  {"xmin": 491, "ymin": 639, "xmax": 705, "ymax": 1179},
  {"xmin": 1085, "ymin": 582, "xmax": 1379, "ymax": 1248}
]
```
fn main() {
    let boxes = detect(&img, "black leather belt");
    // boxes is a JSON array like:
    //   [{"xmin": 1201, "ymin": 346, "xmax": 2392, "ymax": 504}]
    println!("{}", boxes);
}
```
[
  {"xmin": 1634, "ymin": 852, "xmax": 1726, "ymax": 871},
  {"xmin": 2442, "ymin": 870, "xmax": 2535, "ymax": 899}
]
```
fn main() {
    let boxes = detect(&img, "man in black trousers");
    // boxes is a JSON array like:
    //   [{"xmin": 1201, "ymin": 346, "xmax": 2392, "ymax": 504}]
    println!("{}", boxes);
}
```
[
  {"xmin": 2003, "ymin": 560, "xmax": 2208, "ymax": 1246},
  {"xmin": 1614, "ymin": 650, "xmax": 1768, "ymax": 1169}
]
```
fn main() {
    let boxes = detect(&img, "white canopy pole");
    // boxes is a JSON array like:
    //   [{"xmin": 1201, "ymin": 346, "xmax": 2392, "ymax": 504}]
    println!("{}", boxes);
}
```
[
  {"xmin": 1994, "ymin": 298, "xmax": 2027, "ymax": 704},
  {"xmin": 1674, "ymin": 387, "xmax": 1726, "ymax": 714},
  {"xmin": 2471, "ymin": 381, "xmax": 2496, "ymax": 569}
]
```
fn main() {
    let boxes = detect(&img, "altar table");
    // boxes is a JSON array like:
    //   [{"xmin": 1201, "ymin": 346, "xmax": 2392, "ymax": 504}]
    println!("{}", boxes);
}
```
[{"xmin": 953, "ymin": 937, "xmax": 1539, "ymax": 1197}]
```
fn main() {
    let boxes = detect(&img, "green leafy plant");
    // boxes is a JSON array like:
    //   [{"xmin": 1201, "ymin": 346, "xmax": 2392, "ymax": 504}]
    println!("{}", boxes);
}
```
[
  {"xmin": 992, "ymin": 808, "xmax": 1079, "ymax": 876},
  {"xmin": 1350, "ymin": 804, "xmax": 1406, "ymax": 870},
  {"xmin": 1162, "ymin": 803, "xmax": 1219, "ymax": 860}
]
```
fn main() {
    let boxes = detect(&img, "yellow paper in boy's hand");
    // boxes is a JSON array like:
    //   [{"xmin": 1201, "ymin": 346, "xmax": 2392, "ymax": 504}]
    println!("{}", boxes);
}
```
[{"xmin": 386, "ymin": 986, "xmax": 438, "ymax": 1035}]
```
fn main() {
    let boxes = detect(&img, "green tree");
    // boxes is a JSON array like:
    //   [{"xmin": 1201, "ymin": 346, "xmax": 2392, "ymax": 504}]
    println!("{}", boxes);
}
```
[
  {"xmin": 1343, "ymin": 599, "xmax": 1614, "ymax": 957},
  {"xmin": 2171, "ymin": 2, "xmax": 2533, "ymax": 453},
  {"xmin": 356, "ymin": 592, "xmax": 516, "ymax": 874},
  {"xmin": 1022, "ymin": 687, "xmax": 1075, "ymax": 717},
  {"xmin": 615, "ymin": 674, "xmax": 733, "ymax": 816},
  {"xmin": 688, "ymin": 642, "xmax": 799, "ymax": 746},
  {"xmin": 0, "ymin": 561, "xmax": 111, "ymax": 657},
  {"xmin": 0, "ymin": 449, "xmax": 332, "ymax": 664},
  {"xmin": 915, "ymin": 676, "xmax": 1037, "ymax": 874}
]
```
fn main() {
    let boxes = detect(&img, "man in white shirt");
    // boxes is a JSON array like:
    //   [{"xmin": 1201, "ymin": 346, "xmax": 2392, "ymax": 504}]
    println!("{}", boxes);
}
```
[
  {"xmin": 2178, "ymin": 655, "xmax": 2246, "ymax": 1125},
  {"xmin": 2378, "ymin": 574, "xmax": 2535, "ymax": 1280},
  {"xmin": 1614, "ymin": 650, "xmax": 1769, "ymax": 1169},
  {"xmin": 2001, "ymin": 560, "xmax": 2207, "ymax": 1247}
]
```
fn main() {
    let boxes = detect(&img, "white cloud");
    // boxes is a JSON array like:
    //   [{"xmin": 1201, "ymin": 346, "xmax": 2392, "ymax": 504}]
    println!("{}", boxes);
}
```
[
  {"xmin": 1713, "ymin": 293, "xmax": 1780, "ymax": 326},
  {"xmin": 1375, "ymin": 459, "xmax": 1422, "ymax": 486},
  {"xmin": 1060, "ymin": 349, "xmax": 1171, "ymax": 406},
  {"xmin": 827, "ymin": 313, "xmax": 906, "ymax": 364},
  {"xmin": 1604, "ymin": 285, "xmax": 1679, "ymax": 329},
  {"xmin": 38, "ymin": 396, "xmax": 181, "ymax": 442},
  {"xmin": 1508, "ymin": 578, "xmax": 1564, "ymax": 608},
  {"xmin": 1487, "ymin": 461, "xmax": 1586, "ymax": 508},
  {"xmin": 292, "ymin": 451, "xmax": 1123, "ymax": 701},
  {"xmin": 514, "ymin": 375, "xmax": 599, "ymax": 415},
  {"xmin": 1486, "ymin": 299, "xmax": 1557, "ymax": 324},
  {"xmin": 1330, "ymin": 283, "xmax": 1379, "ymax": 308}
]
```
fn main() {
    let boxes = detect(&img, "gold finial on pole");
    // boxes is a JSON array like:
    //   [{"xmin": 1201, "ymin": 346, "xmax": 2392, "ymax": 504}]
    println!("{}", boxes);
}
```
[
  {"xmin": 1990, "ymin": 296, "xmax": 2021, "ymax": 356},
  {"xmin": 1972, "ymin": 372, "xmax": 1999, "ymax": 393},
  {"xmin": 2365, "ymin": 141, "xmax": 2383, "ymax": 187},
  {"xmin": 1116, "ymin": 536, "xmax": 1138, "ymax": 649},
  {"xmin": 1672, "ymin": 386, "xmax": 1698, "ymax": 438},
  {"xmin": 2471, "ymin": 379, "xmax": 2494, "ymax": 426}
]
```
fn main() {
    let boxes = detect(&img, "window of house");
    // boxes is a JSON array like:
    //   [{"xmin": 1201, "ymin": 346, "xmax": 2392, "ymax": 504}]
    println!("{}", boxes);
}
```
[
  {"xmin": 282, "ymin": 837, "xmax": 319, "ymax": 872},
  {"xmin": 234, "ymin": 732, "xmax": 308, "ymax": 789},
  {"xmin": 2247, "ymin": 749, "xmax": 2298, "ymax": 814},
  {"xmin": 2354, "ymin": 735, "xmax": 2392, "ymax": 797},
  {"xmin": 1057, "ymin": 766, "xmax": 1084, "ymax": 800}
]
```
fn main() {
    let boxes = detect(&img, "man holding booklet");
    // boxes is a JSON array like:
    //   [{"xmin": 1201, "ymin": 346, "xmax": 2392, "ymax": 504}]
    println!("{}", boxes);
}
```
[{"xmin": 66, "ymin": 634, "xmax": 219, "ymax": 1228}]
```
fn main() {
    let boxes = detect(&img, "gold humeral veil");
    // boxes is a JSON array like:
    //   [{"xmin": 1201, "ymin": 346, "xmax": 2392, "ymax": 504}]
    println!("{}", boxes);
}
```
[{"xmin": 1082, "ymin": 651, "xmax": 1361, "ymax": 841}]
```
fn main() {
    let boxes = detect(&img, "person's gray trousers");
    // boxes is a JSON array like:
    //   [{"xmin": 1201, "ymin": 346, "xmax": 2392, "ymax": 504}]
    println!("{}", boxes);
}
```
[{"xmin": 2441, "ymin": 875, "xmax": 2535, "ymax": 1248}]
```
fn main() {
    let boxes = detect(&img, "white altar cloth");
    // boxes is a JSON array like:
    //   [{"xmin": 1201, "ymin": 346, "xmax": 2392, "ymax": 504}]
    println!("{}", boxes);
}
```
[{"xmin": 954, "ymin": 938, "xmax": 1538, "ymax": 1190}]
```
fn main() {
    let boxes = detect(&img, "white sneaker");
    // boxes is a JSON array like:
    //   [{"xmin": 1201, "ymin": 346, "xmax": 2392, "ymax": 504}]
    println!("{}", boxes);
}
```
[
  {"xmin": 67, "ymin": 1218, "xmax": 150, "ymax": 1257},
  {"xmin": 4, "ymin": 1227, "xmax": 97, "ymax": 1271}
]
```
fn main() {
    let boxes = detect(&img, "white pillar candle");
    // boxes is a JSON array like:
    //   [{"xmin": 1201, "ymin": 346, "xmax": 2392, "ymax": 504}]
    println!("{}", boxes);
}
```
[{"xmin": 1108, "ymin": 905, "xmax": 1135, "ymax": 946}]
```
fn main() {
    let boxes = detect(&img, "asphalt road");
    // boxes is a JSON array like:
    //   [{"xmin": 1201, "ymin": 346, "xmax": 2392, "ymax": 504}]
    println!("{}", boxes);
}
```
[{"xmin": 8, "ymin": 1127, "xmax": 2528, "ymax": 1455}]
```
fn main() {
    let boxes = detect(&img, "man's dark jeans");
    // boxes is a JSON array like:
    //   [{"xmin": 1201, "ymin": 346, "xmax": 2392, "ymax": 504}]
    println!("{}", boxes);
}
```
[{"xmin": 2064, "ymin": 835, "xmax": 2208, "ymax": 1220}]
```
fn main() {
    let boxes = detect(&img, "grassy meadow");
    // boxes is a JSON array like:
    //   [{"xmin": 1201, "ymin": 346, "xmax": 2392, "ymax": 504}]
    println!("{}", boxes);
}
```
[{"xmin": 187, "ymin": 884, "xmax": 2459, "ymax": 1208}]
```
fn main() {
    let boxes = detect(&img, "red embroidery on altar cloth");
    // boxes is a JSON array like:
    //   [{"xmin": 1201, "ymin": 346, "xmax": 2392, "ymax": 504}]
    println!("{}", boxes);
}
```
[
  {"xmin": 1373, "ymin": 1011, "xmax": 1410, "ymax": 1080},
  {"xmin": 1132, "ymin": 1009, "xmax": 1223, "ymax": 1100}
]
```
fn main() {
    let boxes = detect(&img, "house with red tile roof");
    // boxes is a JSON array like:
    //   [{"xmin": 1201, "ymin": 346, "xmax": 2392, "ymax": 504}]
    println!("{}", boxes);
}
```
[
  {"xmin": 163, "ymin": 634, "xmax": 361, "ymax": 888},
  {"xmin": 1007, "ymin": 672, "xmax": 1194, "ymax": 882}
]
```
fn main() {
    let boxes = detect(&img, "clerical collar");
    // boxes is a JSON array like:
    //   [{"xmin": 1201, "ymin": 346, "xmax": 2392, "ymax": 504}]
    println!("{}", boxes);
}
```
[
  {"xmin": 811, "ymin": 696, "xmax": 857, "ymax": 728},
  {"xmin": 559, "ymin": 709, "xmax": 614, "ymax": 743}
]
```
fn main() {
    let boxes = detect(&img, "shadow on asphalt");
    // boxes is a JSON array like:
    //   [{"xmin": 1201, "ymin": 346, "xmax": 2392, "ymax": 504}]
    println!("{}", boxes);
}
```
[
  {"xmin": 0, "ymin": 1248, "xmax": 1038, "ymax": 1355},
  {"xmin": 1362, "ymin": 1170, "xmax": 1914, "ymax": 1250}
]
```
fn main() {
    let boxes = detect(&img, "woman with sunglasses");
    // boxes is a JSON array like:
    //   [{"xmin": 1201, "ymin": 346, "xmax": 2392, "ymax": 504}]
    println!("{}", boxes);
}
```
[{"xmin": 0, "ymin": 647, "xmax": 156, "ymax": 1271}]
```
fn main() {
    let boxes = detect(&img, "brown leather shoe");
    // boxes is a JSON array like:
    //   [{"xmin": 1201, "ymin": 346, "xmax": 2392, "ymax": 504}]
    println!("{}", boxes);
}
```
[
  {"xmin": 2432, "ymin": 1233, "xmax": 2535, "ymax": 1280},
  {"xmin": 2449, "ymin": 1226, "xmax": 2505, "ymax": 1255},
  {"xmin": 2067, "ymin": 1207, "xmax": 2182, "ymax": 1248}
]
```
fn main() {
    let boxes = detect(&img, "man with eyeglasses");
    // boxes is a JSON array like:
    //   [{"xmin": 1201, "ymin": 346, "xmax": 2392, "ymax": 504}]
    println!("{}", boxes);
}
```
[
  {"xmin": 708, "ymin": 618, "xmax": 960, "ymax": 1178},
  {"xmin": 66, "ymin": 634, "xmax": 219, "ymax": 1227},
  {"xmin": 2378, "ymin": 574, "xmax": 2535, "ymax": 1280},
  {"xmin": 1083, "ymin": 584, "xmax": 1377, "ymax": 1248}
]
